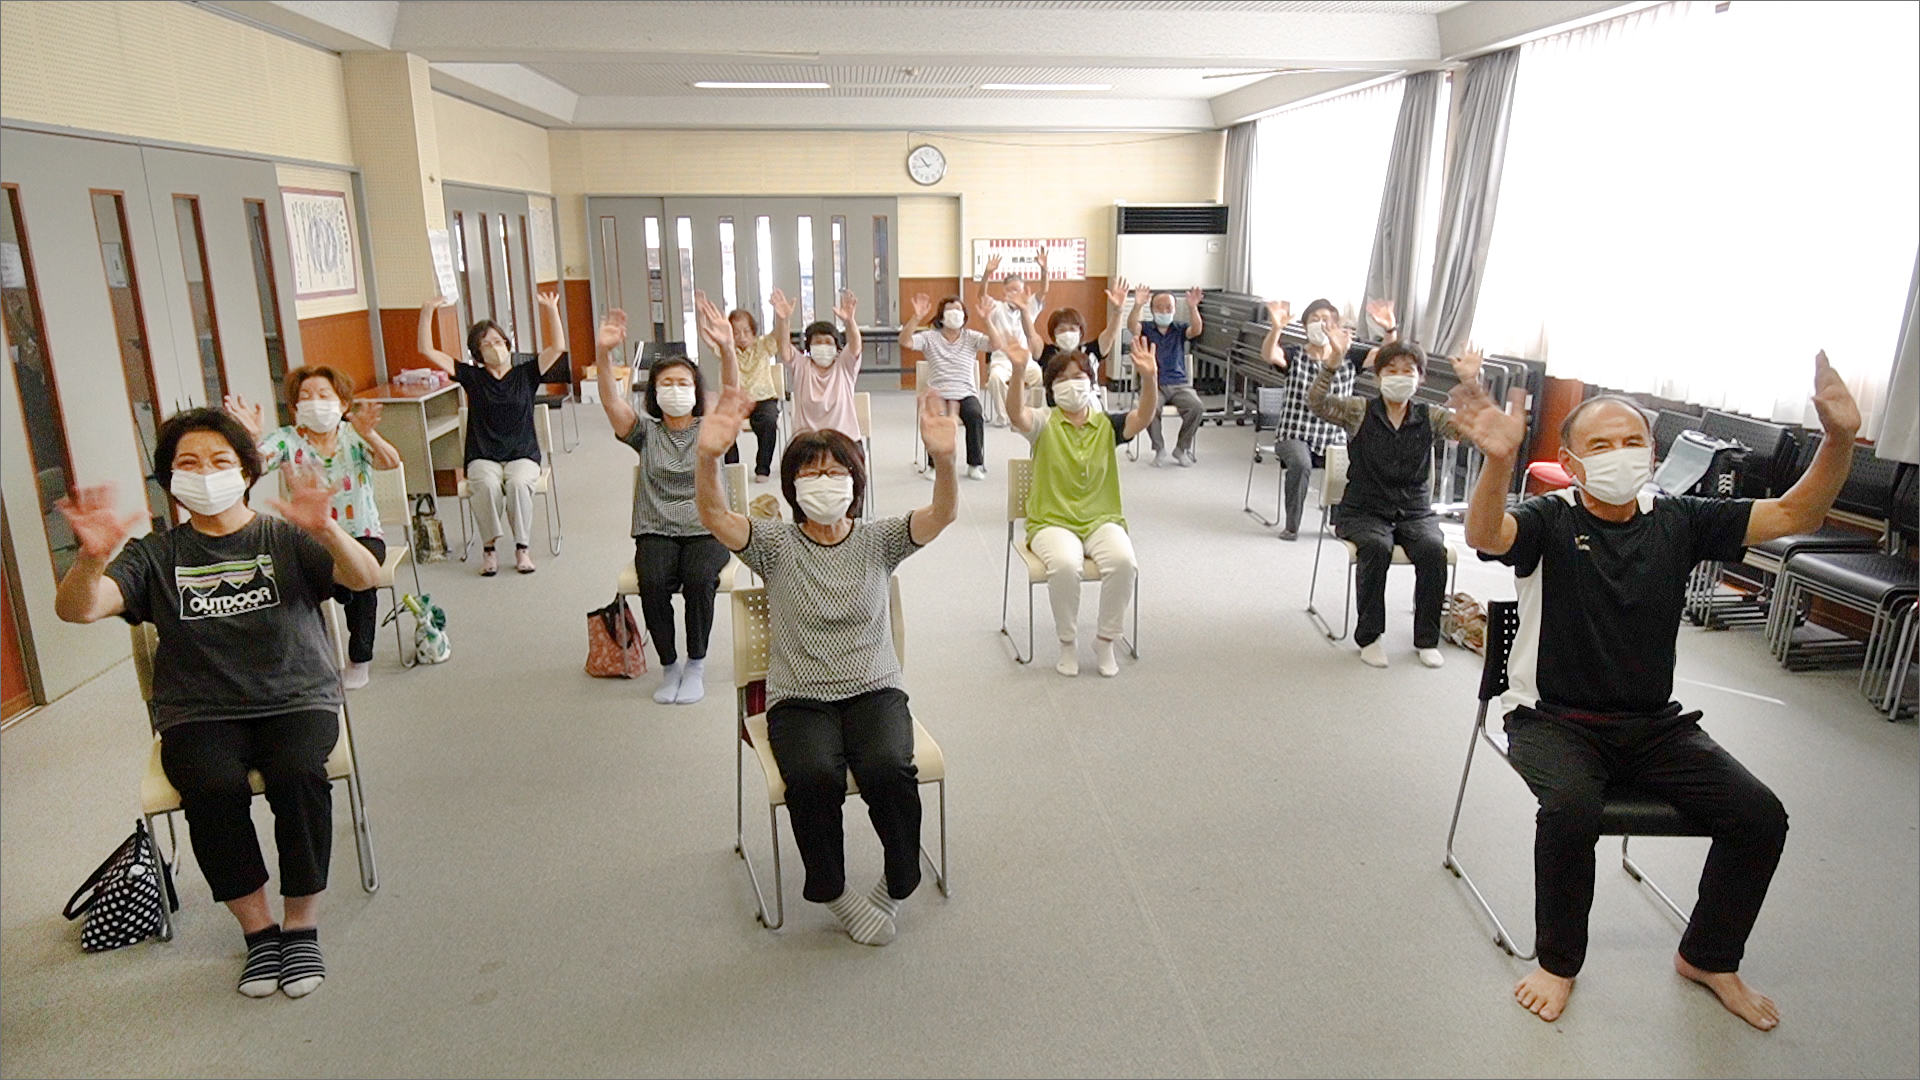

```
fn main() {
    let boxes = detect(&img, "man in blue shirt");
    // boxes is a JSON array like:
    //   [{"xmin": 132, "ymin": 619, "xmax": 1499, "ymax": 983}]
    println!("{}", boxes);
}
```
[{"xmin": 1126, "ymin": 285, "xmax": 1205, "ymax": 467}]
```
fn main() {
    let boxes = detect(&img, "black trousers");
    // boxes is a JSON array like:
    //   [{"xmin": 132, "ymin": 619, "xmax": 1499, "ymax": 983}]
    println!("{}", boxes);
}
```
[
  {"xmin": 333, "ymin": 535, "xmax": 385, "ymax": 664},
  {"xmin": 159, "ymin": 709, "xmax": 339, "ymax": 902},
  {"xmin": 766, "ymin": 688, "xmax": 922, "ymax": 904},
  {"xmin": 1334, "ymin": 509, "xmax": 1447, "ymax": 648},
  {"xmin": 1505, "ymin": 705, "xmax": 1789, "ymax": 977},
  {"xmin": 633, "ymin": 534, "xmax": 731, "ymax": 666},
  {"xmin": 928, "ymin": 395, "xmax": 985, "ymax": 468},
  {"xmin": 724, "ymin": 397, "xmax": 782, "ymax": 476}
]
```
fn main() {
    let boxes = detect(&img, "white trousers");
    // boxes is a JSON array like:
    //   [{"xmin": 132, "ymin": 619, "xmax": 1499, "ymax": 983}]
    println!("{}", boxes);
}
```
[
  {"xmin": 468, "ymin": 458, "xmax": 540, "ymax": 547},
  {"xmin": 1029, "ymin": 522, "xmax": 1136, "ymax": 642},
  {"xmin": 985, "ymin": 360, "xmax": 1041, "ymax": 425}
]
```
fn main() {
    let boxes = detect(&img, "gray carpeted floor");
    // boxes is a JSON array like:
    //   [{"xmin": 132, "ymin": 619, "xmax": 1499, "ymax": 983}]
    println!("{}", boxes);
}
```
[{"xmin": 4, "ymin": 386, "xmax": 1916, "ymax": 1079}]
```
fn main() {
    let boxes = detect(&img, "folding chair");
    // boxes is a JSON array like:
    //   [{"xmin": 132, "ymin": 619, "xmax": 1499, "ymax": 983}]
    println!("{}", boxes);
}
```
[
  {"xmin": 1242, "ymin": 386, "xmax": 1289, "ymax": 527},
  {"xmin": 615, "ymin": 463, "xmax": 751, "ymax": 599},
  {"xmin": 532, "ymin": 385, "xmax": 580, "ymax": 452},
  {"xmin": 456, "ymin": 403, "xmax": 562, "ymax": 558},
  {"xmin": 136, "ymin": 601, "xmax": 376, "ymax": 942},
  {"xmin": 369, "ymin": 461, "xmax": 423, "ymax": 664},
  {"xmin": 1443, "ymin": 601, "xmax": 1705, "ymax": 958},
  {"xmin": 1305, "ymin": 444, "xmax": 1457, "ymax": 641},
  {"xmin": 998, "ymin": 457, "xmax": 1139, "ymax": 664},
  {"xmin": 852, "ymin": 391, "xmax": 879, "ymax": 515},
  {"xmin": 732, "ymin": 576, "xmax": 949, "ymax": 930}
]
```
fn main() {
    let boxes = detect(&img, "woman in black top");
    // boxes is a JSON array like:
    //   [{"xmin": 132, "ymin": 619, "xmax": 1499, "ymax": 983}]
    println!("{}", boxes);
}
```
[
  {"xmin": 55, "ymin": 408, "xmax": 380, "ymax": 999},
  {"xmin": 417, "ymin": 293, "xmax": 568, "ymax": 575}
]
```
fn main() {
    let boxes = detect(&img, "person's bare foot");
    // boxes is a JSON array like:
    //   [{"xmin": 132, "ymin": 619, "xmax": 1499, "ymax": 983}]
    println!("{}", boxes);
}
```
[
  {"xmin": 1514, "ymin": 967, "xmax": 1575, "ymax": 1022},
  {"xmin": 1675, "ymin": 953, "xmax": 1779, "ymax": 1030}
]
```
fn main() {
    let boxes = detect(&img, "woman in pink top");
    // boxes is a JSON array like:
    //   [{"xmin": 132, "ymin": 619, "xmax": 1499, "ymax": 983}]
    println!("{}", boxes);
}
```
[{"xmin": 783, "ymin": 289, "xmax": 864, "ymax": 441}]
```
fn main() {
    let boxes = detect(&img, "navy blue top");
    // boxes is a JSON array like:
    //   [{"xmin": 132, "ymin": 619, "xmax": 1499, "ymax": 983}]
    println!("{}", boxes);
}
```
[{"xmin": 1138, "ymin": 322, "xmax": 1191, "ymax": 387}]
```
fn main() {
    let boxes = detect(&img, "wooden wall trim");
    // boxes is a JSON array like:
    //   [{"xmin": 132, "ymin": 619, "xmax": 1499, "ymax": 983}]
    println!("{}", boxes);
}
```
[{"xmin": 296, "ymin": 309, "xmax": 378, "ymax": 393}]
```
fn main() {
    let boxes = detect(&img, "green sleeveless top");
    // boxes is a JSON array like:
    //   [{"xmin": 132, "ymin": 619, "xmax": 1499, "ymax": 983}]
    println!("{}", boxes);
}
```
[{"xmin": 1023, "ymin": 407, "xmax": 1130, "ymax": 540}]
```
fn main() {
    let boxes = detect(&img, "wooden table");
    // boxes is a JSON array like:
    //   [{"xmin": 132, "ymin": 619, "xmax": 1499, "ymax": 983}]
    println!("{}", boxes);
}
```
[{"xmin": 363, "ymin": 380, "xmax": 463, "ymax": 501}]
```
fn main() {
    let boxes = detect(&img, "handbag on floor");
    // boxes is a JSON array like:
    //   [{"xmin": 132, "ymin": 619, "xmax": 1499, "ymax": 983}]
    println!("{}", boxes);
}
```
[
  {"xmin": 1441, "ymin": 591, "xmax": 1489, "ymax": 656},
  {"xmin": 411, "ymin": 493, "xmax": 449, "ymax": 563},
  {"xmin": 63, "ymin": 821, "xmax": 176, "ymax": 952},
  {"xmin": 384, "ymin": 593, "xmax": 452, "ymax": 666},
  {"xmin": 586, "ymin": 595, "xmax": 647, "ymax": 678}
]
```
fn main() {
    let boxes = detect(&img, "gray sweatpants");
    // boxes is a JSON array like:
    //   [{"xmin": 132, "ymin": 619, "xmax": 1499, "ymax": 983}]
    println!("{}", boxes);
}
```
[
  {"xmin": 1147, "ymin": 385, "xmax": 1204, "ymax": 454},
  {"xmin": 468, "ymin": 457, "xmax": 540, "ymax": 547}
]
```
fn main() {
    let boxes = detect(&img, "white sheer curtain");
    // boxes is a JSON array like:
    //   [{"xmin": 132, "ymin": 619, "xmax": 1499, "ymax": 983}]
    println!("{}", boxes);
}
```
[
  {"xmin": 1473, "ymin": 0, "xmax": 1920, "ymax": 433},
  {"xmin": 1249, "ymin": 79, "xmax": 1406, "ymax": 320}
]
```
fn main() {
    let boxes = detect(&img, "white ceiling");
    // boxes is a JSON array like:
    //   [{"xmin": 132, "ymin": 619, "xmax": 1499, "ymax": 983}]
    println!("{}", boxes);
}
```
[{"xmin": 198, "ymin": 0, "xmax": 1639, "ymax": 130}]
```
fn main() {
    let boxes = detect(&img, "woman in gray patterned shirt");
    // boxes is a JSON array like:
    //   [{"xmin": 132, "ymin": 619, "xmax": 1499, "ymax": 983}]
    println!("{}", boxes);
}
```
[{"xmin": 695, "ymin": 383, "xmax": 960, "ymax": 946}]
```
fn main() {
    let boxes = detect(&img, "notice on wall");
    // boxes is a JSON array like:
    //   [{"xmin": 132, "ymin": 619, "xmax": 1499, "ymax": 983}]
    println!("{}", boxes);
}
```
[
  {"xmin": 427, "ymin": 228, "xmax": 460, "ymax": 304},
  {"xmin": 970, "ymin": 238, "xmax": 1087, "ymax": 281},
  {"xmin": 0, "ymin": 242, "xmax": 25, "ymax": 289},
  {"xmin": 528, "ymin": 198, "xmax": 559, "ymax": 283}
]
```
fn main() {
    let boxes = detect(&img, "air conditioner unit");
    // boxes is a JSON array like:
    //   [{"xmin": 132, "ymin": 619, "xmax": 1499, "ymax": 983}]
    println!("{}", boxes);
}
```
[{"xmin": 1113, "ymin": 203, "xmax": 1228, "ymax": 297}]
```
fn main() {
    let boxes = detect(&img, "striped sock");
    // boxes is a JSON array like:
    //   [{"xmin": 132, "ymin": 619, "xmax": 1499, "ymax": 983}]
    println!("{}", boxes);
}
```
[
  {"xmin": 237, "ymin": 925, "xmax": 281, "ymax": 998},
  {"xmin": 868, "ymin": 878, "xmax": 902, "ymax": 922},
  {"xmin": 278, "ymin": 928, "xmax": 326, "ymax": 998},
  {"xmin": 825, "ymin": 890, "xmax": 895, "ymax": 946}
]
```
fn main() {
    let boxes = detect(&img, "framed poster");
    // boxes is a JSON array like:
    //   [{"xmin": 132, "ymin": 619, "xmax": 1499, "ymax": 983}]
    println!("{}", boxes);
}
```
[
  {"xmin": 280, "ymin": 188, "xmax": 358, "ymax": 299},
  {"xmin": 970, "ymin": 238, "xmax": 1088, "ymax": 280}
]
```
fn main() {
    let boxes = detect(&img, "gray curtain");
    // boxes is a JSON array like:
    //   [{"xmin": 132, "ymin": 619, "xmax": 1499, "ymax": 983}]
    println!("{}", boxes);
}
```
[
  {"xmin": 1420, "ymin": 47, "xmax": 1521, "ymax": 359},
  {"xmin": 1871, "ymin": 250, "xmax": 1920, "ymax": 464},
  {"xmin": 1361, "ymin": 71, "xmax": 1440, "ymax": 339},
  {"xmin": 1222, "ymin": 121, "xmax": 1258, "ymax": 295}
]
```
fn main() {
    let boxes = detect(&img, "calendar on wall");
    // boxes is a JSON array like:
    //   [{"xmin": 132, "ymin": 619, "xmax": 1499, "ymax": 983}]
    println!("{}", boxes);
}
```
[{"xmin": 970, "ymin": 238, "xmax": 1087, "ymax": 281}]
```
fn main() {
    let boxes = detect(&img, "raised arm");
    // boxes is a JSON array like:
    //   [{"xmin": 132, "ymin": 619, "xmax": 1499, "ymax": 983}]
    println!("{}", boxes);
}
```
[
  {"xmin": 901, "ymin": 293, "xmax": 933, "ymax": 338},
  {"xmin": 1448, "ymin": 348, "xmax": 1527, "ymax": 555},
  {"xmin": 1184, "ymin": 287, "xmax": 1205, "ymax": 340},
  {"xmin": 1307, "ymin": 323, "xmax": 1365, "ymax": 435},
  {"xmin": 833, "ymin": 290, "xmax": 862, "ymax": 358},
  {"xmin": 1002, "ymin": 276, "xmax": 1044, "ymax": 357},
  {"xmin": 1261, "ymin": 299, "xmax": 1293, "ymax": 368},
  {"xmin": 267, "ymin": 465, "xmax": 381, "ymax": 591},
  {"xmin": 694, "ymin": 385, "xmax": 755, "ymax": 551},
  {"xmin": 348, "ymin": 402, "xmax": 403, "ymax": 470},
  {"xmin": 1121, "ymin": 335, "xmax": 1161, "ymax": 440},
  {"xmin": 1032, "ymin": 246, "xmax": 1053, "ymax": 307},
  {"xmin": 1098, "ymin": 276, "xmax": 1130, "ymax": 367},
  {"xmin": 416, "ymin": 296, "xmax": 459, "ymax": 375},
  {"xmin": 909, "ymin": 387, "xmax": 960, "ymax": 546},
  {"xmin": 1126, "ymin": 283, "xmax": 1148, "ymax": 336},
  {"xmin": 53, "ymin": 485, "xmax": 138, "ymax": 623},
  {"xmin": 534, "ymin": 291, "xmax": 568, "ymax": 378},
  {"xmin": 594, "ymin": 308, "xmax": 639, "ymax": 439},
  {"xmin": 1745, "ymin": 352, "xmax": 1862, "ymax": 545},
  {"xmin": 1365, "ymin": 298, "xmax": 1399, "ymax": 344},
  {"xmin": 980, "ymin": 293, "xmax": 1035, "ymax": 433},
  {"xmin": 696, "ymin": 291, "xmax": 740, "ymax": 390},
  {"xmin": 770, "ymin": 287, "xmax": 795, "ymax": 352}
]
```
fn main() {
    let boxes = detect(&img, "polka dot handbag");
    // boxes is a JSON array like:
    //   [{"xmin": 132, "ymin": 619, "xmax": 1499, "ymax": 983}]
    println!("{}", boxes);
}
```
[{"xmin": 62, "ymin": 821, "xmax": 178, "ymax": 952}]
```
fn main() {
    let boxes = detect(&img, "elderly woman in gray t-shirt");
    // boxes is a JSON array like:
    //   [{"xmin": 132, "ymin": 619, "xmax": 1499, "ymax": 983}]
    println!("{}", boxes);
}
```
[{"xmin": 695, "ymin": 381, "xmax": 960, "ymax": 946}]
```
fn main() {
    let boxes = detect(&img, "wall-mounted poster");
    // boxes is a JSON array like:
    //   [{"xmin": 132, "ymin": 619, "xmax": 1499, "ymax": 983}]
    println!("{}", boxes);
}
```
[
  {"xmin": 528, "ymin": 198, "xmax": 558, "ymax": 283},
  {"xmin": 427, "ymin": 228, "xmax": 460, "ymax": 304},
  {"xmin": 280, "ymin": 188, "xmax": 358, "ymax": 299},
  {"xmin": 970, "ymin": 238, "xmax": 1088, "ymax": 281}
]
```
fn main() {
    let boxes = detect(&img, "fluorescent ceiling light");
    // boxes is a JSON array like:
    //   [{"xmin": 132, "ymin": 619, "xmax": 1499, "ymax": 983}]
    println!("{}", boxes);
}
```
[
  {"xmin": 693, "ymin": 81, "xmax": 830, "ymax": 90},
  {"xmin": 979, "ymin": 82, "xmax": 1112, "ymax": 92}
]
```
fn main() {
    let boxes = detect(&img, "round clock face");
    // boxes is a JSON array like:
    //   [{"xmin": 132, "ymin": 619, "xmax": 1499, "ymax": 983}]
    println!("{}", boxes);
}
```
[{"xmin": 907, "ymin": 144, "xmax": 946, "ymax": 186}]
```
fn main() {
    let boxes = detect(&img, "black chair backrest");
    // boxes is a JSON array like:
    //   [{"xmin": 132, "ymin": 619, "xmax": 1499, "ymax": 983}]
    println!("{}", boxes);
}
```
[
  {"xmin": 1478, "ymin": 600, "xmax": 1521, "ymax": 704},
  {"xmin": 1833, "ymin": 442, "xmax": 1904, "ymax": 520},
  {"xmin": 1891, "ymin": 463, "xmax": 1918, "ymax": 544},
  {"xmin": 1702, "ymin": 411, "xmax": 1797, "ymax": 498},
  {"xmin": 1653, "ymin": 410, "xmax": 1702, "ymax": 459}
]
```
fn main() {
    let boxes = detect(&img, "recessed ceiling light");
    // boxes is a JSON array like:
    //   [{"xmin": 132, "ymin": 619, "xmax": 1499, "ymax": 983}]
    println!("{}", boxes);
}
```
[
  {"xmin": 978, "ymin": 82, "xmax": 1112, "ymax": 92},
  {"xmin": 693, "ymin": 81, "xmax": 831, "ymax": 90}
]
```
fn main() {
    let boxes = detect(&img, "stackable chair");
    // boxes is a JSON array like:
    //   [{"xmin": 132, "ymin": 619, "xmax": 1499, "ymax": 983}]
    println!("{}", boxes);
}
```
[
  {"xmin": 731, "ymin": 576, "xmax": 949, "ymax": 929},
  {"xmin": 456, "ymin": 403, "xmax": 562, "ymax": 558},
  {"xmin": 1757, "ymin": 444, "xmax": 1899, "ymax": 651},
  {"xmin": 369, "ymin": 460, "xmax": 423, "ymax": 663},
  {"xmin": 998, "ymin": 457, "xmax": 1139, "ymax": 664},
  {"xmin": 1443, "ymin": 601, "xmax": 1706, "ymax": 958},
  {"xmin": 1304, "ymin": 444, "xmax": 1457, "ymax": 641},
  {"xmin": 615, "ymin": 463, "xmax": 751, "ymax": 600},
  {"xmin": 137, "ymin": 601, "xmax": 376, "ymax": 941},
  {"xmin": 855, "ymin": 391, "xmax": 877, "ymax": 515},
  {"xmin": 1242, "ymin": 386, "xmax": 1290, "ymax": 527},
  {"xmin": 531, "ymin": 375, "xmax": 580, "ymax": 452}
]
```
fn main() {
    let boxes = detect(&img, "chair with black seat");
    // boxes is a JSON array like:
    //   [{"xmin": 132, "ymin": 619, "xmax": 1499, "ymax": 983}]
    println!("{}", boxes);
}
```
[
  {"xmin": 1753, "ymin": 441, "xmax": 1894, "ymax": 647},
  {"xmin": 1443, "ymin": 601, "xmax": 1708, "ymax": 958},
  {"xmin": 530, "ymin": 356, "xmax": 580, "ymax": 453},
  {"xmin": 1653, "ymin": 410, "xmax": 1703, "ymax": 460}
]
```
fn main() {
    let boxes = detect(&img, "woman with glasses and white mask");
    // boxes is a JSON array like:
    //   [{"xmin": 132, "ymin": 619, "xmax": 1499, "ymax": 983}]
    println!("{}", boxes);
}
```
[
  {"xmin": 986, "ymin": 294, "xmax": 1161, "ymax": 679},
  {"xmin": 693, "ymin": 379, "xmax": 959, "ymax": 946},
  {"xmin": 595, "ymin": 300, "xmax": 736, "ymax": 706},
  {"xmin": 54, "ymin": 408, "xmax": 380, "ymax": 999},
  {"xmin": 225, "ymin": 366, "xmax": 400, "ymax": 689}
]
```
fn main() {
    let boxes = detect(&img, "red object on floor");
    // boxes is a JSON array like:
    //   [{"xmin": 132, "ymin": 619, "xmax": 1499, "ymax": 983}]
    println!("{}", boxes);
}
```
[{"xmin": 1526, "ymin": 460, "xmax": 1573, "ymax": 495}]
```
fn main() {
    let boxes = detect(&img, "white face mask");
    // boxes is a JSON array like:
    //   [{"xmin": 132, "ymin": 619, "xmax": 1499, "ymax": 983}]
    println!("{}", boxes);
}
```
[
  {"xmin": 1572, "ymin": 446, "xmax": 1653, "ymax": 506},
  {"xmin": 794, "ymin": 474, "xmax": 855, "ymax": 523},
  {"xmin": 481, "ymin": 342, "xmax": 511, "ymax": 369},
  {"xmin": 809, "ymin": 343, "xmax": 838, "ymax": 367},
  {"xmin": 1306, "ymin": 322, "xmax": 1330, "ymax": 347},
  {"xmin": 171, "ymin": 467, "xmax": 248, "ymax": 517},
  {"xmin": 1053, "ymin": 329, "xmax": 1082, "ymax": 352},
  {"xmin": 1379, "ymin": 374, "xmax": 1419, "ymax": 404},
  {"xmin": 941, "ymin": 308, "xmax": 965, "ymax": 330},
  {"xmin": 655, "ymin": 384, "xmax": 696, "ymax": 418},
  {"xmin": 1052, "ymin": 377, "xmax": 1093, "ymax": 414},
  {"xmin": 1151, "ymin": 311, "xmax": 1174, "ymax": 329},
  {"xmin": 295, "ymin": 399, "xmax": 343, "ymax": 434}
]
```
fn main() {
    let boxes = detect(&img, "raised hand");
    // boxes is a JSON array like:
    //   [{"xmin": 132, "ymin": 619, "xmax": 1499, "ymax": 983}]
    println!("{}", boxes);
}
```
[
  {"xmin": 982, "ymin": 253, "xmax": 1003, "ymax": 283},
  {"xmin": 918, "ymin": 386, "xmax": 959, "ymax": 462},
  {"xmin": 698, "ymin": 384, "xmax": 755, "ymax": 458},
  {"xmin": 1035, "ymin": 246, "xmax": 1050, "ymax": 275},
  {"xmin": 1329, "ymin": 322, "xmax": 1355, "ymax": 361},
  {"xmin": 908, "ymin": 293, "xmax": 932, "ymax": 325},
  {"xmin": 971, "ymin": 290, "xmax": 999, "ymax": 328},
  {"xmin": 832, "ymin": 289, "xmax": 858, "ymax": 324},
  {"xmin": 56, "ymin": 484, "xmax": 141, "ymax": 560},
  {"xmin": 1264, "ymin": 299, "xmax": 1292, "ymax": 328},
  {"xmin": 1810, "ymin": 351, "xmax": 1861, "ymax": 438},
  {"xmin": 1131, "ymin": 334, "xmax": 1158, "ymax": 384},
  {"xmin": 695, "ymin": 291, "xmax": 730, "ymax": 346},
  {"xmin": 536, "ymin": 291, "xmax": 561, "ymax": 315},
  {"xmin": 1106, "ymin": 276, "xmax": 1131, "ymax": 309},
  {"xmin": 424, "ymin": 294, "xmax": 453, "ymax": 311},
  {"xmin": 349, "ymin": 401, "xmax": 384, "ymax": 437},
  {"xmin": 267, "ymin": 464, "xmax": 341, "ymax": 535},
  {"xmin": 770, "ymin": 288, "xmax": 796, "ymax": 322},
  {"xmin": 598, "ymin": 308, "xmax": 629, "ymax": 354},
  {"xmin": 1132, "ymin": 283, "xmax": 1150, "ymax": 309},
  {"xmin": 1002, "ymin": 275, "xmax": 1030, "ymax": 310},
  {"xmin": 223, "ymin": 393, "xmax": 266, "ymax": 440},
  {"xmin": 1185, "ymin": 286, "xmax": 1204, "ymax": 313},
  {"xmin": 1449, "ymin": 382, "xmax": 1529, "ymax": 463},
  {"xmin": 1450, "ymin": 343, "xmax": 1485, "ymax": 388},
  {"xmin": 1365, "ymin": 297, "xmax": 1397, "ymax": 334}
]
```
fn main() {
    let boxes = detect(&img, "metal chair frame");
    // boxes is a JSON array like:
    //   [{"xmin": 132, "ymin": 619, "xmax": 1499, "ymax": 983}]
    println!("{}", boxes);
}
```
[
  {"xmin": 1242, "ymin": 386, "xmax": 1289, "ymax": 527},
  {"xmin": 457, "ymin": 403, "xmax": 563, "ymax": 558},
  {"xmin": 369, "ymin": 460, "xmax": 424, "ymax": 665},
  {"xmin": 998, "ymin": 458, "xmax": 1139, "ymax": 664},
  {"xmin": 1305, "ymin": 445, "xmax": 1457, "ymax": 642}
]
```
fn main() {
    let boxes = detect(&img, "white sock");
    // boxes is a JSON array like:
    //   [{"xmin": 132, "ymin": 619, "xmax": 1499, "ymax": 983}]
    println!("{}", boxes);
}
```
[
  {"xmin": 342, "ymin": 661, "xmax": 370, "ymax": 690},
  {"xmin": 1095, "ymin": 637, "xmax": 1119, "ymax": 677},
  {"xmin": 868, "ymin": 878, "xmax": 902, "ymax": 922},
  {"xmin": 825, "ymin": 890, "xmax": 895, "ymax": 946},
  {"xmin": 674, "ymin": 658, "xmax": 706, "ymax": 704},
  {"xmin": 1055, "ymin": 640, "xmax": 1079, "ymax": 677},
  {"xmin": 1418, "ymin": 647, "xmax": 1446, "ymax": 669},
  {"xmin": 654, "ymin": 662, "xmax": 683, "ymax": 704},
  {"xmin": 1359, "ymin": 641, "xmax": 1389, "ymax": 668}
]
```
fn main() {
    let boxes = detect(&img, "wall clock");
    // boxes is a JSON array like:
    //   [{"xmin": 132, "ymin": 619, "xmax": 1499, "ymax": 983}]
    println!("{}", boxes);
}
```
[{"xmin": 907, "ymin": 144, "xmax": 947, "ymax": 186}]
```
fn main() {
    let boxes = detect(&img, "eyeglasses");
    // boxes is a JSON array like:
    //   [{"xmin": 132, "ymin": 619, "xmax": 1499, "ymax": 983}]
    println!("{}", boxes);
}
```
[{"xmin": 796, "ymin": 468, "xmax": 852, "ymax": 481}]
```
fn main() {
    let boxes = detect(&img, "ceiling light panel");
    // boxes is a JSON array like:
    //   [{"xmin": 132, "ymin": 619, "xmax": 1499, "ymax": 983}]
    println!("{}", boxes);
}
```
[{"xmin": 531, "ymin": 63, "xmax": 1274, "ymax": 99}]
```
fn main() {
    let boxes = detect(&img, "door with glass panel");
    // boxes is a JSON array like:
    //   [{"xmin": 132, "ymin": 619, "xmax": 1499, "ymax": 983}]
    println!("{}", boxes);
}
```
[{"xmin": 444, "ymin": 184, "xmax": 545, "ymax": 355}]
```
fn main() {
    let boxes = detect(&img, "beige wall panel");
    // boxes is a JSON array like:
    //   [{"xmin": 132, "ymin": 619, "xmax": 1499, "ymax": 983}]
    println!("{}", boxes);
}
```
[
  {"xmin": 434, "ymin": 92, "xmax": 553, "ymax": 195},
  {"xmin": 0, "ymin": 0, "xmax": 353, "ymax": 166},
  {"xmin": 345, "ymin": 52, "xmax": 442, "ymax": 306},
  {"xmin": 899, "ymin": 196, "xmax": 960, "ymax": 278}
]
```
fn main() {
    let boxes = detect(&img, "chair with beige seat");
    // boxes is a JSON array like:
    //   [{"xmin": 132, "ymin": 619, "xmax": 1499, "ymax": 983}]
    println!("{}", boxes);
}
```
[
  {"xmin": 456, "ymin": 403, "xmax": 562, "ymax": 558},
  {"xmin": 999, "ymin": 457, "xmax": 1139, "ymax": 664},
  {"xmin": 368, "ymin": 461, "xmax": 423, "ymax": 663},
  {"xmin": 615, "ymin": 461, "xmax": 754, "ymax": 600}
]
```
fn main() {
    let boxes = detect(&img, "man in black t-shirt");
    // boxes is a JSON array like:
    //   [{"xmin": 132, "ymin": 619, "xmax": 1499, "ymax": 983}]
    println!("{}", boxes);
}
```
[{"xmin": 1450, "ymin": 349, "xmax": 1862, "ymax": 1031}]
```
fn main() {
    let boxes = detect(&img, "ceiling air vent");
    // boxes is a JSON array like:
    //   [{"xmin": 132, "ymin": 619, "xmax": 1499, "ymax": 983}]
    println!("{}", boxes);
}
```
[{"xmin": 1116, "ymin": 204, "xmax": 1228, "ymax": 235}]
